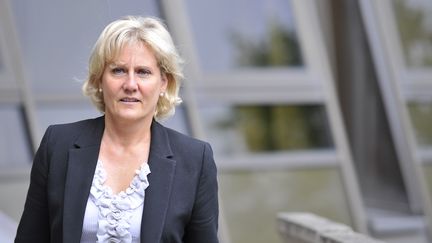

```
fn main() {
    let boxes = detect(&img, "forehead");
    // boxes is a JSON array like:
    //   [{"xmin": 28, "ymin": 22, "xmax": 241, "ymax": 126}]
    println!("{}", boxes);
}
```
[{"xmin": 109, "ymin": 41, "xmax": 158, "ymax": 65}]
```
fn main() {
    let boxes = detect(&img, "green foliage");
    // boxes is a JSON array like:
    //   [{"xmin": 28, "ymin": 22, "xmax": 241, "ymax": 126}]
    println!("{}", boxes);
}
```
[
  {"xmin": 394, "ymin": 0, "xmax": 432, "ymax": 66},
  {"xmin": 235, "ymin": 105, "xmax": 333, "ymax": 152},
  {"xmin": 229, "ymin": 19, "xmax": 303, "ymax": 67},
  {"xmin": 408, "ymin": 103, "xmax": 432, "ymax": 146}
]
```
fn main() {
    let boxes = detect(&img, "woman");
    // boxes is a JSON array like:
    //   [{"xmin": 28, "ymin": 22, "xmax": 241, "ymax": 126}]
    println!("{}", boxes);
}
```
[{"xmin": 15, "ymin": 16, "xmax": 219, "ymax": 243}]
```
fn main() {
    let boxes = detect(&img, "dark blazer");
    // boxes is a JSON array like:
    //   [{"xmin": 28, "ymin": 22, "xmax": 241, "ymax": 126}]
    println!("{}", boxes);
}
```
[{"xmin": 15, "ymin": 116, "xmax": 219, "ymax": 243}]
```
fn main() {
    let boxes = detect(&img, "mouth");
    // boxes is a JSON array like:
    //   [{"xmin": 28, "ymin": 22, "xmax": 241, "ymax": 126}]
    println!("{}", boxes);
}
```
[{"xmin": 119, "ymin": 97, "xmax": 141, "ymax": 103}]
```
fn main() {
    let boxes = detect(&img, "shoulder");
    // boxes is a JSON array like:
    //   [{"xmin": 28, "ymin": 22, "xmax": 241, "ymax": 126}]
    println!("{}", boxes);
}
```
[
  {"xmin": 152, "ymin": 121, "xmax": 214, "ymax": 166},
  {"xmin": 41, "ymin": 116, "xmax": 104, "ymax": 147},
  {"xmin": 155, "ymin": 121, "xmax": 210, "ymax": 151},
  {"xmin": 48, "ymin": 116, "xmax": 103, "ymax": 133}
]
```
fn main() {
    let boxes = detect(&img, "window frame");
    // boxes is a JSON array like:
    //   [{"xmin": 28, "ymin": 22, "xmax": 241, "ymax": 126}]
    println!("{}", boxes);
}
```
[
  {"xmin": 161, "ymin": 0, "xmax": 368, "ymax": 240},
  {"xmin": 360, "ymin": 0, "xmax": 432, "ymax": 236},
  {"xmin": 0, "ymin": 0, "xmax": 39, "ymax": 153}
]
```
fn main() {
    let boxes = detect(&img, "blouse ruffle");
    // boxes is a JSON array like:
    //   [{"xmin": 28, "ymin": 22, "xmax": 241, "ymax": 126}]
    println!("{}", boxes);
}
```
[{"xmin": 89, "ymin": 161, "xmax": 150, "ymax": 242}]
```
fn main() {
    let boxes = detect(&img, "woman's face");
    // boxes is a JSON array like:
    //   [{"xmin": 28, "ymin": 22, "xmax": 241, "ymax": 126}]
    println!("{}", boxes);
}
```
[{"xmin": 101, "ymin": 42, "xmax": 167, "ymax": 124}]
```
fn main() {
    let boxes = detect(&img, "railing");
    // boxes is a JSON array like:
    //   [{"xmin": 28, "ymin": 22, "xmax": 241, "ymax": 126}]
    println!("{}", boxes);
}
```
[{"xmin": 277, "ymin": 212, "xmax": 386, "ymax": 243}]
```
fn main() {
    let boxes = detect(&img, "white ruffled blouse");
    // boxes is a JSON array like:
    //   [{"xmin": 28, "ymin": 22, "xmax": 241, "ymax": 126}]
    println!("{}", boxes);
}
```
[{"xmin": 81, "ymin": 161, "xmax": 151, "ymax": 243}]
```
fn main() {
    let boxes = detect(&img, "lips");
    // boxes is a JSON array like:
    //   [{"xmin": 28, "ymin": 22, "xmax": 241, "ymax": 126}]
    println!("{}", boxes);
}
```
[{"xmin": 120, "ymin": 97, "xmax": 140, "ymax": 102}]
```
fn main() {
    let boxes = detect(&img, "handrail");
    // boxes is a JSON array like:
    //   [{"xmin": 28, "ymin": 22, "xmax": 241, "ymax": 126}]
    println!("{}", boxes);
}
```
[{"xmin": 277, "ymin": 212, "xmax": 386, "ymax": 243}]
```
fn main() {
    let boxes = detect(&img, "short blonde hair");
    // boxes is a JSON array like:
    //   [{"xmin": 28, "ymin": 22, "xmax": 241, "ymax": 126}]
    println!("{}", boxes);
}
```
[{"xmin": 82, "ymin": 16, "xmax": 183, "ymax": 120}]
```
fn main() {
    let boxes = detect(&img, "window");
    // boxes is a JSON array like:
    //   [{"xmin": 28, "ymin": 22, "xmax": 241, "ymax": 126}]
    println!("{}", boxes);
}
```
[
  {"xmin": 220, "ymin": 169, "xmax": 351, "ymax": 243},
  {"xmin": 0, "ymin": 3, "xmax": 34, "ymax": 166},
  {"xmin": 392, "ymin": 0, "xmax": 432, "ymax": 68},
  {"xmin": 0, "ymin": 106, "xmax": 32, "ymax": 166},
  {"xmin": 185, "ymin": 0, "xmax": 303, "ymax": 71},
  {"xmin": 200, "ymin": 104, "xmax": 333, "ymax": 156},
  {"xmin": 164, "ymin": 0, "xmax": 367, "ymax": 241},
  {"xmin": 360, "ymin": 0, "xmax": 432, "ymax": 237},
  {"xmin": 12, "ymin": 0, "xmax": 160, "ymax": 96},
  {"xmin": 11, "ymin": 0, "xmax": 189, "ymax": 137}
]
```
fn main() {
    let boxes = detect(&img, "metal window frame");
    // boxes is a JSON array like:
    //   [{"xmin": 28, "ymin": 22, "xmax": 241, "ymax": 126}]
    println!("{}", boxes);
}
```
[
  {"xmin": 359, "ymin": 0, "xmax": 432, "ymax": 238},
  {"xmin": 292, "ymin": 0, "xmax": 367, "ymax": 233},
  {"xmin": 161, "ymin": 0, "xmax": 368, "ymax": 241},
  {"xmin": 0, "ymin": 0, "xmax": 39, "ymax": 152}
]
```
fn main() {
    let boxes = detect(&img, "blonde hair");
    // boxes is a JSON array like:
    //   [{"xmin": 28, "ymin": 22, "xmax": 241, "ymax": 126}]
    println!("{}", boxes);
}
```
[{"xmin": 82, "ymin": 16, "xmax": 183, "ymax": 120}]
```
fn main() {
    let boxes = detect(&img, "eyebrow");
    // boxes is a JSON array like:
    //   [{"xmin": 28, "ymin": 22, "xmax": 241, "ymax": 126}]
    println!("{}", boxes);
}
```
[
  {"xmin": 107, "ymin": 62, "xmax": 126, "ymax": 68},
  {"xmin": 108, "ymin": 62, "xmax": 152, "ymax": 70}
]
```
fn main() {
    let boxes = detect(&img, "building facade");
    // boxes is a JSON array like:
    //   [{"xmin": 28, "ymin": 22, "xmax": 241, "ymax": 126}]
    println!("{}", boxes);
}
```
[{"xmin": 0, "ymin": 0, "xmax": 431, "ymax": 242}]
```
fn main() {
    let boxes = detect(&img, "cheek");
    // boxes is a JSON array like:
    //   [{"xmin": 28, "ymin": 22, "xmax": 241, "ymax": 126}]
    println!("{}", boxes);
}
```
[
  {"xmin": 101, "ymin": 75, "xmax": 120, "ymax": 95},
  {"xmin": 100, "ymin": 74, "xmax": 109, "ymax": 93},
  {"xmin": 148, "ymin": 87, "xmax": 162, "ymax": 104},
  {"xmin": 139, "ymin": 81, "xmax": 162, "ymax": 96}
]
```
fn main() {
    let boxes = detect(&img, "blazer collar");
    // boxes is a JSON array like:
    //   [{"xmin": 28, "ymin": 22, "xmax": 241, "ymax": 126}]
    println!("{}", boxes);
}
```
[
  {"xmin": 74, "ymin": 116, "xmax": 105, "ymax": 148},
  {"xmin": 62, "ymin": 117, "xmax": 177, "ymax": 243},
  {"xmin": 140, "ymin": 121, "xmax": 177, "ymax": 243},
  {"xmin": 63, "ymin": 116, "xmax": 104, "ymax": 243}
]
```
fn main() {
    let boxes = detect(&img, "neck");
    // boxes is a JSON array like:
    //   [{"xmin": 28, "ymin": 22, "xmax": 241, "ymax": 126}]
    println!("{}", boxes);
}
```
[{"xmin": 103, "ymin": 115, "xmax": 153, "ymax": 148}]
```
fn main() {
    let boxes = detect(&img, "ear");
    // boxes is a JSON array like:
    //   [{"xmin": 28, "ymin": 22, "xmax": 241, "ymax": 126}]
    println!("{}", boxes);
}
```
[{"xmin": 161, "ymin": 72, "xmax": 168, "ymax": 92}]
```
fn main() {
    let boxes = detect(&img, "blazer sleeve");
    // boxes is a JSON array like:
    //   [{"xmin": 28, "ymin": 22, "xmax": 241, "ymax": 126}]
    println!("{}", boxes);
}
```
[
  {"xmin": 183, "ymin": 143, "xmax": 219, "ymax": 243},
  {"xmin": 15, "ymin": 126, "xmax": 52, "ymax": 243}
]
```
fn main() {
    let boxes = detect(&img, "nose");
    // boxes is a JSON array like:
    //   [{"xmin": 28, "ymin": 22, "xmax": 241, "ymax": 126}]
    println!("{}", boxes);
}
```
[{"xmin": 123, "ymin": 73, "xmax": 138, "ymax": 92}]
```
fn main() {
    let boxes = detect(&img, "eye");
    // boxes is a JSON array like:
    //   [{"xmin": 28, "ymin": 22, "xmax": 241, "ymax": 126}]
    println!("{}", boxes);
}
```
[
  {"xmin": 111, "ymin": 67, "xmax": 126, "ymax": 75},
  {"xmin": 137, "ymin": 68, "xmax": 152, "ymax": 77}
]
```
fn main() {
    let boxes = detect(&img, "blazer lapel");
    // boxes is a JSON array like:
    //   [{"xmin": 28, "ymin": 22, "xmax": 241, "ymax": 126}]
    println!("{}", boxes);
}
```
[
  {"xmin": 141, "ymin": 121, "xmax": 177, "ymax": 243},
  {"xmin": 63, "ymin": 117, "xmax": 104, "ymax": 243}
]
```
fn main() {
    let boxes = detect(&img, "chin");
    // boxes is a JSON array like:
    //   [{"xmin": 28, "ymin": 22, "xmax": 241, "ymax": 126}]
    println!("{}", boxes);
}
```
[
  {"xmin": 106, "ymin": 107, "xmax": 153, "ymax": 122},
  {"xmin": 119, "ymin": 113, "xmax": 145, "ymax": 120},
  {"xmin": 121, "ymin": 110, "xmax": 153, "ymax": 121}
]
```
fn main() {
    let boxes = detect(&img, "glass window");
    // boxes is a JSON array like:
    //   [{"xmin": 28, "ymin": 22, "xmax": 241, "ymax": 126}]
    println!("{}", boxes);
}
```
[
  {"xmin": 36, "ymin": 103, "xmax": 190, "ymax": 141},
  {"xmin": 199, "ymin": 104, "xmax": 333, "ymax": 155},
  {"xmin": 0, "ymin": 48, "xmax": 3, "ymax": 72},
  {"xmin": 393, "ymin": 0, "xmax": 432, "ymax": 68},
  {"xmin": 220, "ymin": 168, "xmax": 352, "ymax": 243},
  {"xmin": 185, "ymin": 0, "xmax": 303, "ymax": 71},
  {"xmin": 408, "ymin": 102, "xmax": 432, "ymax": 147},
  {"xmin": 424, "ymin": 165, "xmax": 432, "ymax": 213},
  {"xmin": 11, "ymin": 0, "xmax": 160, "ymax": 96},
  {"xmin": 0, "ymin": 105, "xmax": 32, "ymax": 166},
  {"xmin": 0, "ymin": 32, "xmax": 17, "ymax": 91},
  {"xmin": 0, "ymin": 27, "xmax": 6, "ymax": 74},
  {"xmin": 159, "ymin": 106, "xmax": 190, "ymax": 135},
  {"xmin": 36, "ymin": 103, "xmax": 100, "ymax": 139}
]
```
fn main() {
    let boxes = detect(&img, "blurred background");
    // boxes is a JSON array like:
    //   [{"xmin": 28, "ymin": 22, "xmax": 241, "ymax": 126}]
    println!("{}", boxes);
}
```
[{"xmin": 1, "ymin": 0, "xmax": 432, "ymax": 242}]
